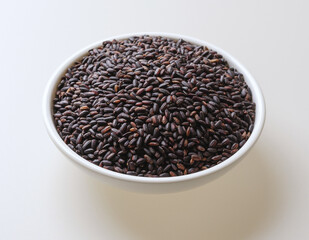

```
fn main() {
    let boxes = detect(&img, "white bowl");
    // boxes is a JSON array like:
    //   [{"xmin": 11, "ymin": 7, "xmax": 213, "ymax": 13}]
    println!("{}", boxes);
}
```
[{"xmin": 43, "ymin": 32, "xmax": 265, "ymax": 193}]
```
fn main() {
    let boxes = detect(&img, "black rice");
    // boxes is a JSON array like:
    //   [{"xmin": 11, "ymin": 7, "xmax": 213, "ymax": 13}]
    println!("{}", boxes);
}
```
[{"xmin": 53, "ymin": 35, "xmax": 255, "ymax": 177}]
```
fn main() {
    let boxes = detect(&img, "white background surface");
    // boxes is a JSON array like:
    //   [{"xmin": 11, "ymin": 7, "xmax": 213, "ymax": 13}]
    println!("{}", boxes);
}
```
[{"xmin": 1, "ymin": 0, "xmax": 309, "ymax": 239}]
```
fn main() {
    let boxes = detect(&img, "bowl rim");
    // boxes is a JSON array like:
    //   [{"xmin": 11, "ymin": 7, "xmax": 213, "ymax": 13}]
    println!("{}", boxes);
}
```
[{"xmin": 43, "ymin": 32, "xmax": 266, "ymax": 184}]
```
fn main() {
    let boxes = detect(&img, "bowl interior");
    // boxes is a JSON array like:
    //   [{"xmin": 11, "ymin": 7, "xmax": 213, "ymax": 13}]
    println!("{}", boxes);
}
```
[{"xmin": 43, "ymin": 32, "xmax": 265, "ymax": 184}]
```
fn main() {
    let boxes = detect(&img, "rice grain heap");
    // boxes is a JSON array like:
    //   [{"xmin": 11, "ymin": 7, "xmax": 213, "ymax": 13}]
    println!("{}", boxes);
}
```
[{"xmin": 53, "ymin": 35, "xmax": 255, "ymax": 177}]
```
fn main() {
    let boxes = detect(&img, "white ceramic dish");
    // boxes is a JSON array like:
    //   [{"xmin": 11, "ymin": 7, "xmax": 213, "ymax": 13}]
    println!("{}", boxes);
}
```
[{"xmin": 43, "ymin": 32, "xmax": 265, "ymax": 193}]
